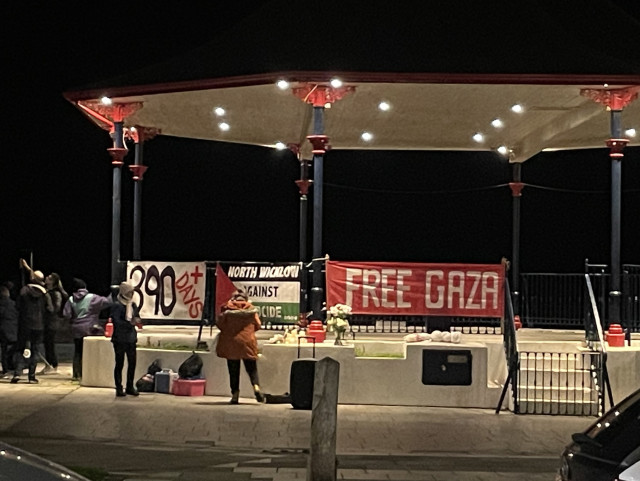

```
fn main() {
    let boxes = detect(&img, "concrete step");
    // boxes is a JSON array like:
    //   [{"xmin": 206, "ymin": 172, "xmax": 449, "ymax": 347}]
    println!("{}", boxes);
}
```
[
  {"xmin": 518, "ymin": 399, "xmax": 600, "ymax": 416},
  {"xmin": 519, "ymin": 368, "xmax": 594, "ymax": 387},
  {"xmin": 519, "ymin": 352, "xmax": 600, "ymax": 370}
]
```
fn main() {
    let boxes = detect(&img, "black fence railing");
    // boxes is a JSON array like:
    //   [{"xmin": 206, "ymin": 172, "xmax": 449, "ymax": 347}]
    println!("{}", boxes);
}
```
[
  {"xmin": 519, "ymin": 267, "xmax": 640, "ymax": 333},
  {"xmin": 496, "ymin": 277, "xmax": 519, "ymax": 414},
  {"xmin": 516, "ymin": 351, "xmax": 602, "ymax": 416}
]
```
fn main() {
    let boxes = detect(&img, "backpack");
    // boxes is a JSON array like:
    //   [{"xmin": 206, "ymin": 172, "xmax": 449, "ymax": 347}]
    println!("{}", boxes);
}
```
[{"xmin": 178, "ymin": 352, "xmax": 203, "ymax": 379}]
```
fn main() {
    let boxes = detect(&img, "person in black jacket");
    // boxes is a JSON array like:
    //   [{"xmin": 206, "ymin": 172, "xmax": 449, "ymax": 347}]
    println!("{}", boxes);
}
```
[
  {"xmin": 12, "ymin": 270, "xmax": 52, "ymax": 383},
  {"xmin": 110, "ymin": 281, "xmax": 141, "ymax": 397},
  {"xmin": 0, "ymin": 284, "xmax": 19, "ymax": 376}
]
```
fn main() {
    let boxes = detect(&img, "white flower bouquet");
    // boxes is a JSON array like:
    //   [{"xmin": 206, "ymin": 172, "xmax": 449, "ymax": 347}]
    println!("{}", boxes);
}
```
[{"xmin": 326, "ymin": 303, "xmax": 351, "ymax": 344}]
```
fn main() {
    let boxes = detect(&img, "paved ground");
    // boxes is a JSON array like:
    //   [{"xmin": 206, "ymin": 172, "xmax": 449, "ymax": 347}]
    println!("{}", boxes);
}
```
[{"xmin": 0, "ymin": 361, "xmax": 592, "ymax": 481}]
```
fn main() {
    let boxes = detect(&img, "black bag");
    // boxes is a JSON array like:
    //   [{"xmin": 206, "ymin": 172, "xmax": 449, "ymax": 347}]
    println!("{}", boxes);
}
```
[
  {"xmin": 290, "ymin": 336, "xmax": 317, "ymax": 410},
  {"xmin": 147, "ymin": 359, "xmax": 162, "ymax": 375},
  {"xmin": 265, "ymin": 392, "xmax": 292, "ymax": 404},
  {"xmin": 135, "ymin": 373, "xmax": 155, "ymax": 392},
  {"xmin": 178, "ymin": 351, "xmax": 203, "ymax": 379}
]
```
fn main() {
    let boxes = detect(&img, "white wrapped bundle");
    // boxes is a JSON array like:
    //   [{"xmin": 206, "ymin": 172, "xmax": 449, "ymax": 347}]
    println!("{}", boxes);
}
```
[{"xmin": 431, "ymin": 330, "xmax": 443, "ymax": 342}]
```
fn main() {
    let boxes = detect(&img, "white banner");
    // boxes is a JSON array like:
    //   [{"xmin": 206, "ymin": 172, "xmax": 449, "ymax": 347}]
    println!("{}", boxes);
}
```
[{"xmin": 127, "ymin": 261, "xmax": 207, "ymax": 320}]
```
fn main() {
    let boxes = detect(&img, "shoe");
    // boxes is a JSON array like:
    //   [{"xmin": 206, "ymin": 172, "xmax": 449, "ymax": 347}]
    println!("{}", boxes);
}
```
[
  {"xmin": 253, "ymin": 384, "xmax": 265, "ymax": 403},
  {"xmin": 125, "ymin": 387, "xmax": 139, "ymax": 396},
  {"xmin": 10, "ymin": 376, "xmax": 19, "ymax": 384},
  {"xmin": 116, "ymin": 387, "xmax": 126, "ymax": 397},
  {"xmin": 28, "ymin": 377, "xmax": 39, "ymax": 384},
  {"xmin": 229, "ymin": 390, "xmax": 239, "ymax": 404}
]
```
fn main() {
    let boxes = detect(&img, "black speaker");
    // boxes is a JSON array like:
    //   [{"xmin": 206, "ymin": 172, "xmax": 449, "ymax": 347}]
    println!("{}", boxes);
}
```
[
  {"xmin": 422, "ymin": 349, "xmax": 472, "ymax": 385},
  {"xmin": 290, "ymin": 359, "xmax": 317, "ymax": 409}
]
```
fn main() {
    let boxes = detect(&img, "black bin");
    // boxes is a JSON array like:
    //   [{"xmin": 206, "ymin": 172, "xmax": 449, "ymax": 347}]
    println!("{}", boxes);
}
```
[{"xmin": 422, "ymin": 349, "xmax": 472, "ymax": 385}]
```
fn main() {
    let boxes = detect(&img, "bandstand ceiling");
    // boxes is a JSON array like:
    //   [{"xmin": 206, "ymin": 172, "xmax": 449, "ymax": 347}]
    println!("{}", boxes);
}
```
[{"xmin": 64, "ymin": 0, "xmax": 640, "ymax": 163}]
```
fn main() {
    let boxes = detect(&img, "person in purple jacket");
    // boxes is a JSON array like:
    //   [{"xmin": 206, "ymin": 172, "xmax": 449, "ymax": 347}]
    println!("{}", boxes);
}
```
[{"xmin": 63, "ymin": 278, "xmax": 111, "ymax": 381}]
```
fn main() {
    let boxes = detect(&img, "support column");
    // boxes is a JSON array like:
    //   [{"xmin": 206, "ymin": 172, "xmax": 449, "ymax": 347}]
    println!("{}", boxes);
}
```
[
  {"xmin": 308, "ymin": 130, "xmax": 329, "ymax": 320},
  {"xmin": 509, "ymin": 165, "xmax": 524, "ymax": 315},
  {"xmin": 581, "ymin": 87, "xmax": 639, "ymax": 325},
  {"xmin": 82, "ymin": 101, "xmax": 143, "ymax": 290},
  {"xmin": 292, "ymin": 142, "xmax": 313, "ymax": 317},
  {"xmin": 127, "ymin": 126, "xmax": 159, "ymax": 260},
  {"xmin": 292, "ymin": 83, "xmax": 354, "ymax": 320}
]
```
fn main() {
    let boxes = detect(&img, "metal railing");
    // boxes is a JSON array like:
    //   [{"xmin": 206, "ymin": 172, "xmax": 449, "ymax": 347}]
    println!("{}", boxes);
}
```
[
  {"xmin": 496, "ymin": 277, "xmax": 519, "ymax": 414},
  {"xmin": 519, "ymin": 267, "xmax": 640, "ymax": 333},
  {"xmin": 583, "ymin": 273, "xmax": 614, "ymax": 414},
  {"xmin": 498, "ymin": 273, "xmax": 615, "ymax": 416}
]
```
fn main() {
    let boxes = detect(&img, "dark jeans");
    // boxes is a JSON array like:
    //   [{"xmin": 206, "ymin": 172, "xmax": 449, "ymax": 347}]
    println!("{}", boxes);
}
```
[
  {"xmin": 0, "ymin": 338, "xmax": 17, "ymax": 373},
  {"xmin": 73, "ymin": 338, "xmax": 84, "ymax": 379},
  {"xmin": 113, "ymin": 341, "xmax": 137, "ymax": 389},
  {"xmin": 14, "ymin": 329, "xmax": 43, "ymax": 379},
  {"xmin": 226, "ymin": 359, "xmax": 259, "ymax": 393},
  {"xmin": 43, "ymin": 326, "xmax": 58, "ymax": 368}
]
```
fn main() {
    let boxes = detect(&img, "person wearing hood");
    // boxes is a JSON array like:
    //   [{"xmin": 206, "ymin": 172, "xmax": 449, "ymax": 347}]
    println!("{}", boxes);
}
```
[
  {"xmin": 19, "ymin": 258, "xmax": 68, "ymax": 374},
  {"xmin": 63, "ymin": 278, "xmax": 111, "ymax": 381},
  {"xmin": 11, "ymin": 270, "xmax": 52, "ymax": 383},
  {"xmin": 109, "ymin": 281, "xmax": 142, "ymax": 397},
  {"xmin": 216, "ymin": 289, "xmax": 264, "ymax": 404}
]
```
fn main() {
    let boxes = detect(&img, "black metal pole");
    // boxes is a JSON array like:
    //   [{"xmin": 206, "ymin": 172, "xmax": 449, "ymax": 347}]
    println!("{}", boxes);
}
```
[
  {"xmin": 111, "ymin": 121, "xmax": 124, "ymax": 288},
  {"xmin": 310, "ymin": 106, "xmax": 325, "ymax": 320},
  {"xmin": 298, "ymin": 159, "xmax": 310, "ymax": 316},
  {"xmin": 609, "ymin": 110, "xmax": 623, "ymax": 324},
  {"xmin": 133, "ymin": 140, "xmax": 143, "ymax": 260},
  {"xmin": 299, "ymin": 160, "xmax": 309, "ymax": 262},
  {"xmin": 511, "ymin": 163, "xmax": 522, "ymax": 315}
]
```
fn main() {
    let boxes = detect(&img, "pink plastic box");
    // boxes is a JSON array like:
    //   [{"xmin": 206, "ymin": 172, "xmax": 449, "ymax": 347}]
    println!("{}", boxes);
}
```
[{"xmin": 173, "ymin": 379, "xmax": 206, "ymax": 396}]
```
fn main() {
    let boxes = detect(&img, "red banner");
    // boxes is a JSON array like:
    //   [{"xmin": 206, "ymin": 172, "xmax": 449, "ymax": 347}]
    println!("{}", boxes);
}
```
[{"xmin": 326, "ymin": 261, "xmax": 505, "ymax": 318}]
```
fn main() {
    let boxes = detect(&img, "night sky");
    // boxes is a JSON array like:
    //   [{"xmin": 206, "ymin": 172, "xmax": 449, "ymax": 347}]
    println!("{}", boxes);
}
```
[{"xmin": 3, "ymin": 3, "xmax": 640, "ymax": 294}]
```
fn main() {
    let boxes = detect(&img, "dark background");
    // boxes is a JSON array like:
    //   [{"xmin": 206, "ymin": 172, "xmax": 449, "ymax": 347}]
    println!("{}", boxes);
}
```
[{"xmin": 3, "ymin": 3, "xmax": 640, "ymax": 293}]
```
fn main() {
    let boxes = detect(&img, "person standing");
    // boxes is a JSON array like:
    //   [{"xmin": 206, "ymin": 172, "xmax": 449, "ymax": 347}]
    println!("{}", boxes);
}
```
[
  {"xmin": 63, "ymin": 278, "xmax": 111, "ymax": 381},
  {"xmin": 216, "ymin": 289, "xmax": 264, "ymax": 404},
  {"xmin": 0, "ymin": 284, "xmax": 19, "ymax": 376},
  {"xmin": 12, "ymin": 270, "xmax": 52, "ymax": 383},
  {"xmin": 39, "ymin": 272, "xmax": 68, "ymax": 374},
  {"xmin": 110, "ymin": 281, "xmax": 141, "ymax": 397}
]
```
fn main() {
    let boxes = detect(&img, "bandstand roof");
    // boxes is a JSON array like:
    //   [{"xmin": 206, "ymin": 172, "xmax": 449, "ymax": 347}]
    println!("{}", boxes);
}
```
[{"xmin": 64, "ymin": 0, "xmax": 640, "ymax": 162}]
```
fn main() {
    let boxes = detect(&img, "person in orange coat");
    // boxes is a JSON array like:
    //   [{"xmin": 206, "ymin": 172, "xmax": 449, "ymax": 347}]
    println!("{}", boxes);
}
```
[{"xmin": 216, "ymin": 289, "xmax": 264, "ymax": 404}]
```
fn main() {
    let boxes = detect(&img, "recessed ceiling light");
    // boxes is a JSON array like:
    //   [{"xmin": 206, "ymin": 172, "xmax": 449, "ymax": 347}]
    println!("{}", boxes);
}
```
[
  {"xmin": 378, "ymin": 101, "xmax": 391, "ymax": 111},
  {"xmin": 497, "ymin": 145, "xmax": 509, "ymax": 156},
  {"xmin": 361, "ymin": 132, "xmax": 373, "ymax": 141},
  {"xmin": 625, "ymin": 128, "xmax": 636, "ymax": 137},
  {"xmin": 277, "ymin": 80, "xmax": 289, "ymax": 90},
  {"xmin": 275, "ymin": 142, "xmax": 287, "ymax": 150},
  {"xmin": 491, "ymin": 118, "xmax": 503, "ymax": 129},
  {"xmin": 511, "ymin": 104, "xmax": 524, "ymax": 113},
  {"xmin": 214, "ymin": 107, "xmax": 225, "ymax": 116},
  {"xmin": 218, "ymin": 122, "xmax": 230, "ymax": 131},
  {"xmin": 330, "ymin": 78, "xmax": 343, "ymax": 88},
  {"xmin": 472, "ymin": 133, "xmax": 484, "ymax": 143},
  {"xmin": 101, "ymin": 96, "xmax": 112, "ymax": 105}
]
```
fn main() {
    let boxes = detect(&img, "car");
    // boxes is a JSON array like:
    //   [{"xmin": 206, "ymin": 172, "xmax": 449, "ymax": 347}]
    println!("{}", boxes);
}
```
[
  {"xmin": 0, "ymin": 441, "xmax": 90, "ymax": 480},
  {"xmin": 557, "ymin": 387, "xmax": 640, "ymax": 481},
  {"xmin": 618, "ymin": 460, "xmax": 640, "ymax": 481}
]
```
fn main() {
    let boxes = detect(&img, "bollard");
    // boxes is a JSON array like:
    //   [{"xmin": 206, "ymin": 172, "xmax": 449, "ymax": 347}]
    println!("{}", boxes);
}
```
[{"xmin": 307, "ymin": 357, "xmax": 340, "ymax": 481}]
